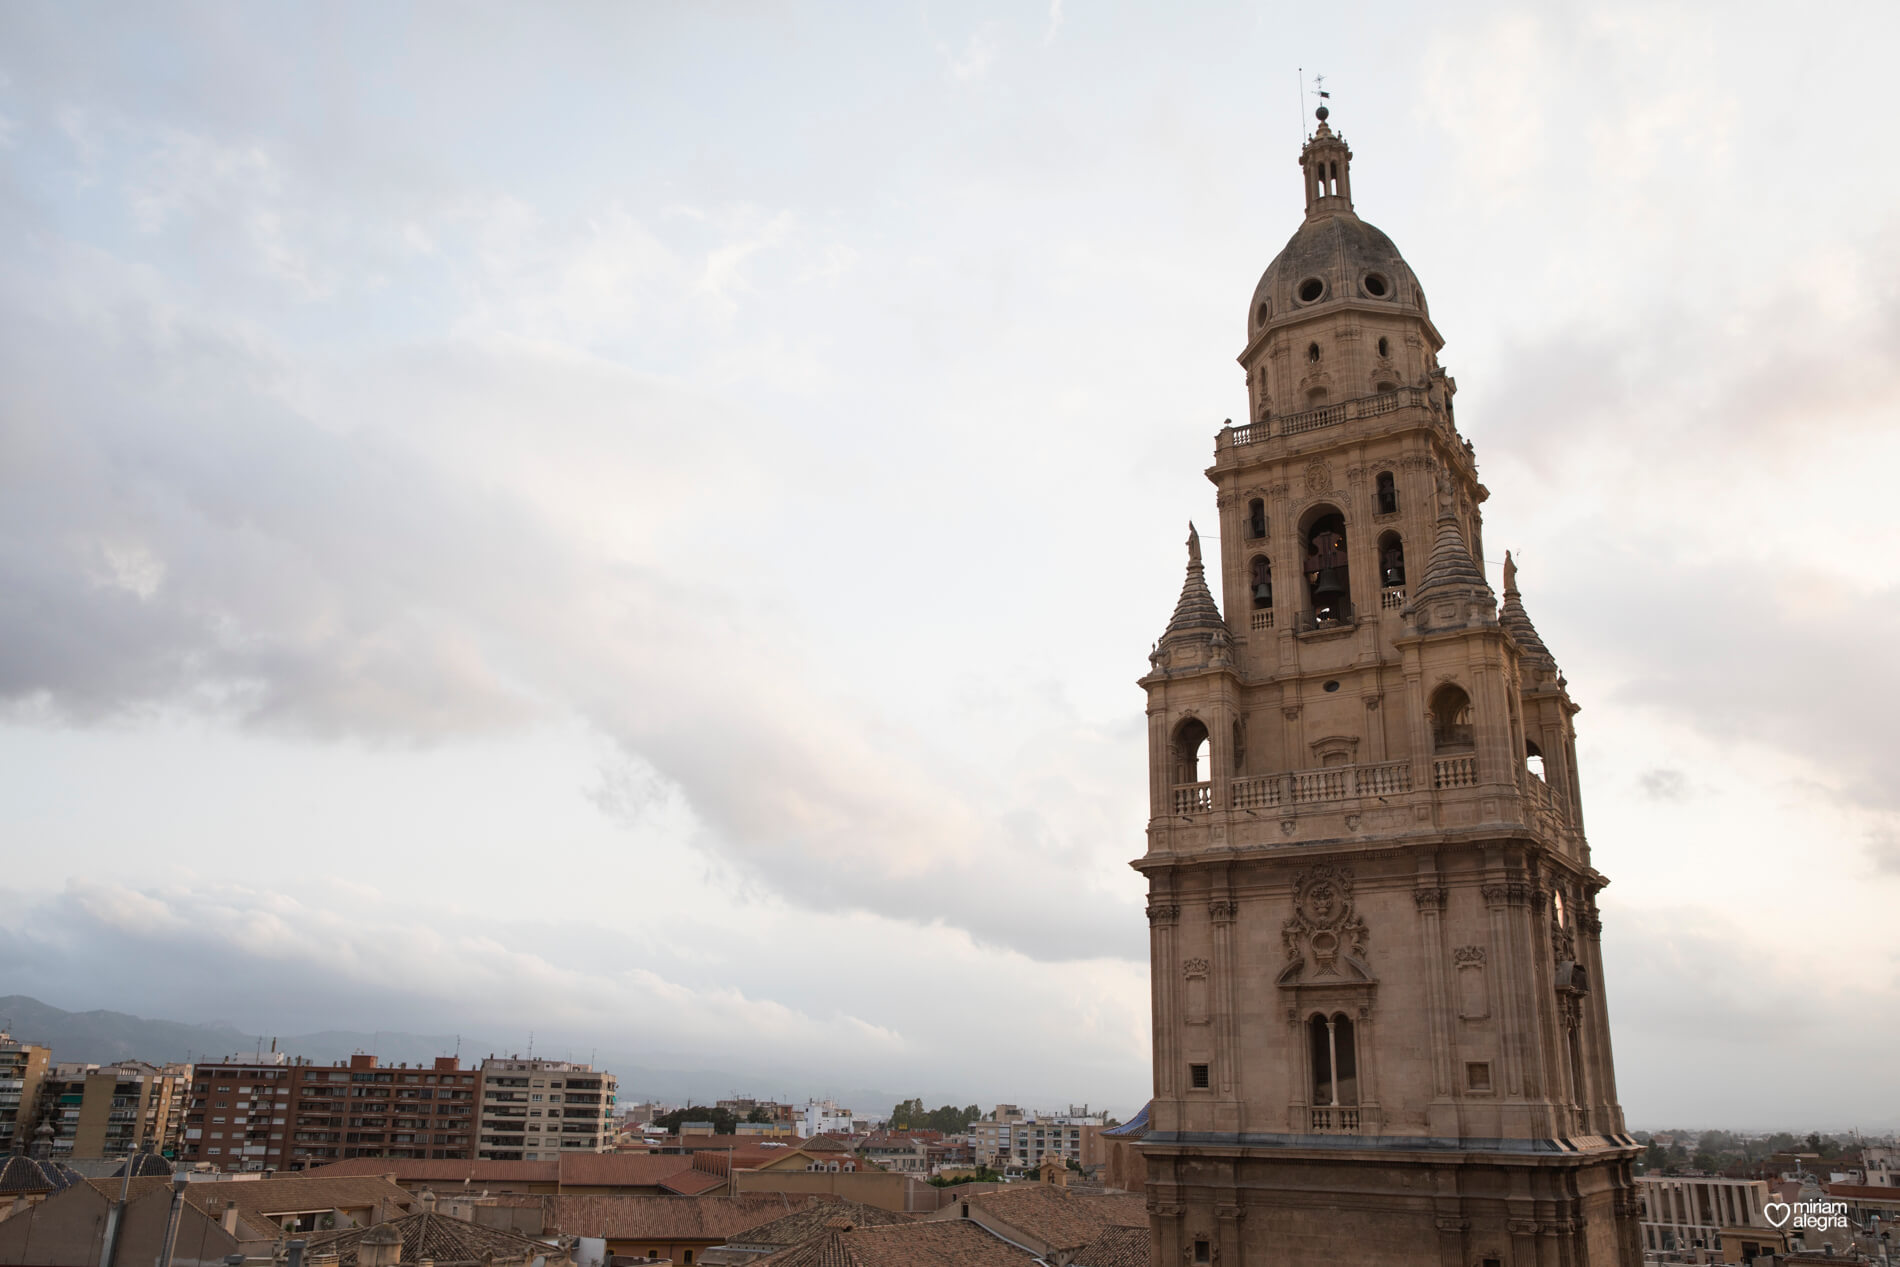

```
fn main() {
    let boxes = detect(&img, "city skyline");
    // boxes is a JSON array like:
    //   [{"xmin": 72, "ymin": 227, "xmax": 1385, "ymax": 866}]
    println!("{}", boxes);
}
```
[{"xmin": 1, "ymin": 2, "xmax": 1896, "ymax": 1129}]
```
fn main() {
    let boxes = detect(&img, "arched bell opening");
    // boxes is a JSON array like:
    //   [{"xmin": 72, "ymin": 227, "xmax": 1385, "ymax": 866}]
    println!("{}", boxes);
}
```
[
  {"xmin": 1526, "ymin": 738, "xmax": 1546, "ymax": 781},
  {"xmin": 1247, "ymin": 497, "xmax": 1267, "ymax": 540},
  {"xmin": 1250, "ymin": 555, "xmax": 1274, "ymax": 610},
  {"xmin": 1374, "ymin": 471, "xmax": 1398, "ymax": 515},
  {"xmin": 1430, "ymin": 684, "xmax": 1474, "ymax": 750},
  {"xmin": 1377, "ymin": 530, "xmax": 1405, "ymax": 588},
  {"xmin": 1170, "ymin": 718, "xmax": 1212, "ymax": 815},
  {"xmin": 1300, "ymin": 506, "xmax": 1350, "ymax": 625}
]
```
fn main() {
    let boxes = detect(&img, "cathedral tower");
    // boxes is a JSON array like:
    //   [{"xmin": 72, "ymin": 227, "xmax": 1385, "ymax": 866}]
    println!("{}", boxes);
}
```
[{"xmin": 1136, "ymin": 108, "xmax": 1642, "ymax": 1266}]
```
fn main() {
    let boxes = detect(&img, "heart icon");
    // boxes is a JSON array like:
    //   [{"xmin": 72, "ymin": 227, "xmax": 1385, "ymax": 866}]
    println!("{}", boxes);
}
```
[{"xmin": 1764, "ymin": 1201, "xmax": 1791, "ymax": 1227}]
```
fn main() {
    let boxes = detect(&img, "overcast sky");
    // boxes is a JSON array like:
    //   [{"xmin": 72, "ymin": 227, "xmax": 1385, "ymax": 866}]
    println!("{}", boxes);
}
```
[{"xmin": 1, "ymin": 1, "xmax": 1896, "ymax": 1129}]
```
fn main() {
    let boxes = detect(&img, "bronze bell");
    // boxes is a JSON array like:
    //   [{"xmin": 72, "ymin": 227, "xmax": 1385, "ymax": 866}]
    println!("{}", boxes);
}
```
[
  {"xmin": 1253, "ymin": 581, "xmax": 1273, "ymax": 605},
  {"xmin": 1312, "ymin": 567, "xmax": 1347, "ymax": 600}
]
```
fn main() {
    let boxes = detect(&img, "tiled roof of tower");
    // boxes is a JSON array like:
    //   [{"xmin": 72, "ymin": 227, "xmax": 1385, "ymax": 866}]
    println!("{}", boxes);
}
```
[
  {"xmin": 304, "ymin": 1209, "xmax": 548, "ymax": 1266},
  {"xmin": 108, "ymin": 1153, "xmax": 175, "ymax": 1179},
  {"xmin": 965, "ymin": 1185, "xmax": 1149, "ymax": 1253},
  {"xmin": 1101, "ymin": 1102, "xmax": 1150, "ymax": 1139},
  {"xmin": 1498, "ymin": 551, "xmax": 1555, "ymax": 670},
  {"xmin": 0, "ymin": 1156, "xmax": 81, "ymax": 1195},
  {"xmin": 1072, "ymin": 1224, "xmax": 1154, "ymax": 1267},
  {"xmin": 1162, "ymin": 524, "xmax": 1226, "ymax": 637},
  {"xmin": 748, "ymin": 1221, "xmax": 1039, "ymax": 1266},
  {"xmin": 1410, "ymin": 505, "xmax": 1492, "ymax": 604}
]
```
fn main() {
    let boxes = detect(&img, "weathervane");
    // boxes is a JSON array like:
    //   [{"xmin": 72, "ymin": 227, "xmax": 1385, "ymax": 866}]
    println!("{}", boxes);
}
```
[{"xmin": 1296, "ymin": 68, "xmax": 1333, "ymax": 136}]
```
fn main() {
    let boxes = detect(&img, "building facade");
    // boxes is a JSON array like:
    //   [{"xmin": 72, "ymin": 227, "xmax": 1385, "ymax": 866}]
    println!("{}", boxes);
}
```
[
  {"xmin": 0, "ymin": 1031, "xmax": 51, "ymax": 1156},
  {"xmin": 1634, "ymin": 1175, "xmax": 1777, "ymax": 1259},
  {"xmin": 476, "ymin": 1057, "xmax": 616, "ymax": 1161},
  {"xmin": 971, "ymin": 1108, "xmax": 1108, "ymax": 1171},
  {"xmin": 32, "ymin": 1060, "xmax": 189, "ymax": 1159},
  {"xmin": 180, "ymin": 1053, "xmax": 479, "ymax": 1171},
  {"xmin": 1134, "ymin": 108, "xmax": 1642, "ymax": 1266}
]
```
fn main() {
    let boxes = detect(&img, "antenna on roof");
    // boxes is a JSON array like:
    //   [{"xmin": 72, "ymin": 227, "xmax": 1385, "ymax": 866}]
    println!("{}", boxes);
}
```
[{"xmin": 1296, "ymin": 66, "xmax": 1305, "ymax": 140}]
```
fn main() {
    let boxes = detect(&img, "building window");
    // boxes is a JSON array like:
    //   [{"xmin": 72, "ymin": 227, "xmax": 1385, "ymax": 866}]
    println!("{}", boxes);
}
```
[
  {"xmin": 1308, "ymin": 1013, "xmax": 1359, "ymax": 1107},
  {"xmin": 1194, "ymin": 1238, "xmax": 1212, "ymax": 1263},
  {"xmin": 1375, "ymin": 471, "xmax": 1397, "ymax": 515},
  {"xmin": 1189, "ymin": 1064, "xmax": 1210, "ymax": 1090},
  {"xmin": 1466, "ymin": 1062, "xmax": 1492, "ymax": 1093},
  {"xmin": 1246, "ymin": 498, "xmax": 1267, "ymax": 540}
]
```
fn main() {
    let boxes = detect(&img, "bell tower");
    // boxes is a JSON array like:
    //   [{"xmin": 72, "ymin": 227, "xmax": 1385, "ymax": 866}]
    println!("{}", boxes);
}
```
[{"xmin": 1136, "ymin": 108, "xmax": 1642, "ymax": 1267}]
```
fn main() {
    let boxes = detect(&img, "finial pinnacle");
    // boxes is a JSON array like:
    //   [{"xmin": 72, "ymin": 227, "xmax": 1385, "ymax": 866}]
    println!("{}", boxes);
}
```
[
  {"xmin": 1315, "ymin": 104, "xmax": 1328, "ymax": 123},
  {"xmin": 1503, "ymin": 550, "xmax": 1519, "ymax": 595},
  {"xmin": 1187, "ymin": 522, "xmax": 1202, "ymax": 567}
]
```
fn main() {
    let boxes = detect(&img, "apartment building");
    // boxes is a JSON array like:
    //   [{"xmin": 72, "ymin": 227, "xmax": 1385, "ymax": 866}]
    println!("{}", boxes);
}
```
[
  {"xmin": 33, "ymin": 1060, "xmax": 190, "ymax": 1159},
  {"xmin": 180, "ymin": 1052, "xmax": 479, "ymax": 1172},
  {"xmin": 476, "ymin": 1057, "xmax": 616, "ymax": 1161},
  {"xmin": 0, "ymin": 1032, "xmax": 51, "ymax": 1156},
  {"xmin": 971, "ymin": 1107, "xmax": 1109, "ymax": 1170},
  {"xmin": 1636, "ymin": 1173, "xmax": 1777, "ymax": 1258}
]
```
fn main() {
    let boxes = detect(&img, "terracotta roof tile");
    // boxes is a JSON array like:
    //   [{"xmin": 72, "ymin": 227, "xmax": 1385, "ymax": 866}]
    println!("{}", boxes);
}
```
[
  {"xmin": 749, "ymin": 1221, "xmax": 1038, "ymax": 1267},
  {"xmin": 555, "ymin": 1153, "xmax": 698, "ymax": 1187},
  {"xmin": 304, "ymin": 1159, "xmax": 559, "ymax": 1185},
  {"xmin": 1072, "ymin": 1224, "xmax": 1153, "ymax": 1267},
  {"xmin": 305, "ymin": 1210, "xmax": 549, "ymax": 1267},
  {"xmin": 543, "ymin": 1194, "xmax": 820, "ymax": 1240},
  {"xmin": 968, "ymin": 1186, "xmax": 1148, "ymax": 1253},
  {"xmin": 90, "ymin": 1175, "xmax": 414, "ymax": 1242},
  {"xmin": 717, "ymin": 1198, "xmax": 911, "ymax": 1251}
]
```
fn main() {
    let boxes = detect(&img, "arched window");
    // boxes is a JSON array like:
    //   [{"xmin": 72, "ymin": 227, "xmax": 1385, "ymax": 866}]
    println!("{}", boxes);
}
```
[
  {"xmin": 1377, "ymin": 531, "xmax": 1405, "ymax": 588},
  {"xmin": 1301, "ymin": 508, "xmax": 1350, "ymax": 624},
  {"xmin": 1308, "ymin": 1013, "xmax": 1359, "ymax": 1107},
  {"xmin": 1376, "ymin": 335, "xmax": 1390, "ymax": 358},
  {"xmin": 1430, "ymin": 685, "xmax": 1474, "ymax": 750},
  {"xmin": 1526, "ymin": 739, "xmax": 1546, "ymax": 781},
  {"xmin": 1174, "ymin": 718, "xmax": 1209, "ymax": 782},
  {"xmin": 1250, "ymin": 556, "xmax": 1273, "ymax": 609},
  {"xmin": 1307, "ymin": 341, "xmax": 1321, "ymax": 363},
  {"xmin": 1375, "ymin": 472, "xmax": 1398, "ymax": 515},
  {"xmin": 1247, "ymin": 498, "xmax": 1267, "ymax": 539}
]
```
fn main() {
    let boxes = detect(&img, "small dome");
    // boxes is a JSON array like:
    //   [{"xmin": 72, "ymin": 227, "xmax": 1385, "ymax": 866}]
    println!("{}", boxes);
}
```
[{"xmin": 1247, "ymin": 211, "xmax": 1427, "ymax": 339}]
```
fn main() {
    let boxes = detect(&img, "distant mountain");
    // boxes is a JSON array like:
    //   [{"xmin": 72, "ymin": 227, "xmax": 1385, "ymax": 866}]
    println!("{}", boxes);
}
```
[
  {"xmin": 0, "ymin": 996, "xmax": 462, "ymax": 1066},
  {"xmin": 0, "ymin": 996, "xmax": 920, "ymax": 1118}
]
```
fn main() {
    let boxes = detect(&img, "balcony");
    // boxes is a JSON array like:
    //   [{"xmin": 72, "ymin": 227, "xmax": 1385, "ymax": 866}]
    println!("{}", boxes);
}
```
[
  {"xmin": 1229, "ymin": 760, "xmax": 1413, "ymax": 813},
  {"xmin": 1221, "ymin": 387, "xmax": 1432, "ymax": 451},
  {"xmin": 1308, "ymin": 1107, "xmax": 1360, "ymax": 1133},
  {"xmin": 1432, "ymin": 754, "xmax": 1478, "ymax": 789},
  {"xmin": 1171, "ymin": 782, "xmax": 1213, "ymax": 815},
  {"xmin": 1250, "ymin": 609, "xmax": 1274, "ymax": 631},
  {"xmin": 1380, "ymin": 586, "xmax": 1405, "ymax": 611}
]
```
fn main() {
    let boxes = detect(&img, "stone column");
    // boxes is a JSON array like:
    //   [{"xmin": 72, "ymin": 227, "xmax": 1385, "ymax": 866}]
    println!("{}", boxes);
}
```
[
  {"xmin": 1209, "ymin": 898, "xmax": 1240, "ymax": 1112},
  {"xmin": 1149, "ymin": 900, "xmax": 1181, "ymax": 1108},
  {"xmin": 1414, "ymin": 882, "xmax": 1455, "ymax": 1127},
  {"xmin": 1483, "ymin": 882, "xmax": 1528, "ymax": 1104},
  {"xmin": 1217, "ymin": 1202, "xmax": 1246, "ymax": 1267}
]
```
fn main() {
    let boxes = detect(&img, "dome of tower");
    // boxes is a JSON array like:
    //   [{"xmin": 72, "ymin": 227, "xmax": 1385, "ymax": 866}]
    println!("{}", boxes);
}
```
[
  {"xmin": 1244, "ymin": 112, "xmax": 1431, "ymax": 342},
  {"xmin": 1247, "ymin": 212, "xmax": 1428, "ymax": 340}
]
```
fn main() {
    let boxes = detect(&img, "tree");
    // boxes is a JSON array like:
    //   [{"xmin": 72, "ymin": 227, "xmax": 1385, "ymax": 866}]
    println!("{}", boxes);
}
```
[
  {"xmin": 746, "ymin": 1106, "xmax": 772, "ymax": 1124},
  {"xmin": 652, "ymin": 1105, "xmax": 738, "ymax": 1135}
]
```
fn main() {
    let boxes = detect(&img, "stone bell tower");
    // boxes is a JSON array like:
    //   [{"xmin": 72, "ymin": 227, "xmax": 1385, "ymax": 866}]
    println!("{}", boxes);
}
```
[{"xmin": 1135, "ymin": 107, "xmax": 1643, "ymax": 1267}]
